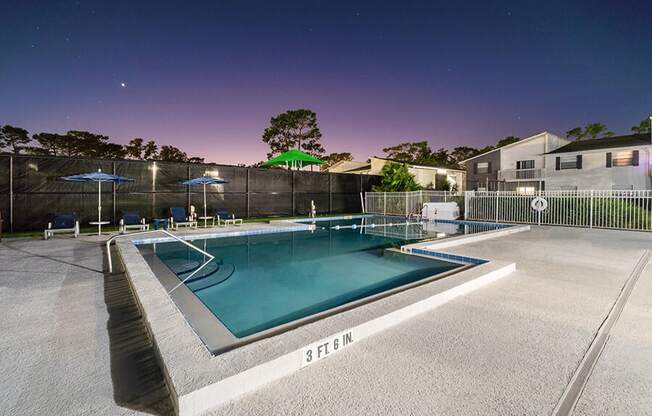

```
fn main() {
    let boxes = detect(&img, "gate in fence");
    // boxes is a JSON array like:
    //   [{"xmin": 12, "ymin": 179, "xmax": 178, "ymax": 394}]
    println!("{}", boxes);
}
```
[{"xmin": 465, "ymin": 190, "xmax": 652, "ymax": 232}]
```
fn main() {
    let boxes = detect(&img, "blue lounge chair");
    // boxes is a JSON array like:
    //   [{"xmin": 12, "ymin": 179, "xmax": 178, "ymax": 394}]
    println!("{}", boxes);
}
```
[
  {"xmin": 169, "ymin": 207, "xmax": 197, "ymax": 230},
  {"xmin": 212, "ymin": 210, "xmax": 243, "ymax": 227},
  {"xmin": 119, "ymin": 211, "xmax": 149, "ymax": 234},
  {"xmin": 44, "ymin": 213, "xmax": 80, "ymax": 240}
]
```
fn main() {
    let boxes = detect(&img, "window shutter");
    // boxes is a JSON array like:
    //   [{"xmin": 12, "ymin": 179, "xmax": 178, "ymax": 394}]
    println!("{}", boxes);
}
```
[
  {"xmin": 576, "ymin": 155, "xmax": 583, "ymax": 169},
  {"xmin": 473, "ymin": 163, "xmax": 478, "ymax": 174},
  {"xmin": 555, "ymin": 157, "xmax": 560, "ymax": 170},
  {"xmin": 487, "ymin": 161, "xmax": 492, "ymax": 173},
  {"xmin": 516, "ymin": 161, "xmax": 521, "ymax": 170},
  {"xmin": 633, "ymin": 150, "xmax": 639, "ymax": 166},
  {"xmin": 606, "ymin": 152, "xmax": 612, "ymax": 168}
]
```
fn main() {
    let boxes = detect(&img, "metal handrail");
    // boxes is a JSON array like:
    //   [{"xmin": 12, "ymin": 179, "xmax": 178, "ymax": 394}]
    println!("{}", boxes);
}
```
[{"xmin": 106, "ymin": 229, "xmax": 215, "ymax": 294}]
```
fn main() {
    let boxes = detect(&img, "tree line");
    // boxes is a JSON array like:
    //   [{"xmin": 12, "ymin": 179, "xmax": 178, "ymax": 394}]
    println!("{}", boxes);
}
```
[{"xmin": 0, "ymin": 126, "xmax": 204, "ymax": 162}]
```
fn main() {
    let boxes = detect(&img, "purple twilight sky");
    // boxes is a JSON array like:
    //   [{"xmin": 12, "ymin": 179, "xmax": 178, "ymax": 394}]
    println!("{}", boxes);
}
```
[{"xmin": 2, "ymin": 0, "xmax": 651, "ymax": 165}]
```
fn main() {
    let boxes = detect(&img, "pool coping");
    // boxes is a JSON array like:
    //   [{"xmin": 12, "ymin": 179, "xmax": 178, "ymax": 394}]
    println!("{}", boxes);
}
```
[
  {"xmin": 115, "ymin": 217, "xmax": 525, "ymax": 416},
  {"xmin": 139, "ymin": 245, "xmax": 471, "ymax": 355}
]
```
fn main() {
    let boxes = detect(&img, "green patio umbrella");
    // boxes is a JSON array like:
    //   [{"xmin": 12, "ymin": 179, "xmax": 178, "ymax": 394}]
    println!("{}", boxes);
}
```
[{"xmin": 262, "ymin": 149, "xmax": 325, "ymax": 170}]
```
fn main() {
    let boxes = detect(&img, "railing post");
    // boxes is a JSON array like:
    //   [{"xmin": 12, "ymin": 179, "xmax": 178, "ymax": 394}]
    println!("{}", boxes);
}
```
[
  {"xmin": 383, "ymin": 192, "xmax": 387, "ymax": 215},
  {"xmin": 464, "ymin": 191, "xmax": 470, "ymax": 220},
  {"xmin": 495, "ymin": 190, "xmax": 500, "ymax": 223},
  {"xmin": 590, "ymin": 190, "xmax": 594, "ymax": 228}
]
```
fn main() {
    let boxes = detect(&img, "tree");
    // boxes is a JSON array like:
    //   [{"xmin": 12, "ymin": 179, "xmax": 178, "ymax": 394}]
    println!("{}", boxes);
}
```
[
  {"xmin": 321, "ymin": 152, "xmax": 353, "ymax": 171},
  {"xmin": 372, "ymin": 163, "xmax": 421, "ymax": 192},
  {"xmin": 159, "ymin": 145, "xmax": 187, "ymax": 161},
  {"xmin": 143, "ymin": 140, "xmax": 158, "ymax": 160},
  {"xmin": 262, "ymin": 109, "xmax": 324, "ymax": 158},
  {"xmin": 0, "ymin": 125, "xmax": 31, "ymax": 153},
  {"xmin": 434, "ymin": 174, "xmax": 452, "ymax": 191},
  {"xmin": 450, "ymin": 146, "xmax": 485, "ymax": 166},
  {"xmin": 125, "ymin": 138, "xmax": 145, "ymax": 159},
  {"xmin": 566, "ymin": 123, "xmax": 613, "ymax": 141},
  {"xmin": 496, "ymin": 136, "xmax": 520, "ymax": 148},
  {"xmin": 632, "ymin": 118, "xmax": 651, "ymax": 134},
  {"xmin": 382, "ymin": 141, "xmax": 431, "ymax": 164},
  {"xmin": 187, "ymin": 156, "xmax": 205, "ymax": 163},
  {"xmin": 31, "ymin": 132, "xmax": 69, "ymax": 155},
  {"xmin": 584, "ymin": 123, "xmax": 613, "ymax": 139}
]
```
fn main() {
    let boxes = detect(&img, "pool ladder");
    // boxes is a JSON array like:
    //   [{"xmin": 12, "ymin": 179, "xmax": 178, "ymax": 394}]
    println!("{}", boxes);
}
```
[{"xmin": 105, "ymin": 229, "xmax": 215, "ymax": 294}]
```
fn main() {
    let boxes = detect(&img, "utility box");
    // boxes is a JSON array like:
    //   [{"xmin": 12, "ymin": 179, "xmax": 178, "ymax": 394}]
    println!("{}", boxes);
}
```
[{"xmin": 422, "ymin": 202, "xmax": 460, "ymax": 220}]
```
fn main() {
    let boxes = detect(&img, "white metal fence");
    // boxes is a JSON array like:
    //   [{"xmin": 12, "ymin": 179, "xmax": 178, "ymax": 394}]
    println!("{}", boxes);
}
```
[
  {"xmin": 364, "ymin": 191, "xmax": 464, "ymax": 217},
  {"xmin": 364, "ymin": 190, "xmax": 652, "ymax": 232},
  {"xmin": 465, "ymin": 190, "xmax": 652, "ymax": 231}
]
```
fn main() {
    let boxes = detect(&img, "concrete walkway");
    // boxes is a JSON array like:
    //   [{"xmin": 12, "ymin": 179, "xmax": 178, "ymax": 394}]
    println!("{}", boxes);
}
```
[{"xmin": 0, "ymin": 226, "xmax": 651, "ymax": 415}]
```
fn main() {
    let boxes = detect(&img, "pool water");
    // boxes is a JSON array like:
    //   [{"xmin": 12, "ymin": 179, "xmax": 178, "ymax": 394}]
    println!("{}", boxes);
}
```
[{"xmin": 146, "ymin": 217, "xmax": 500, "ymax": 338}]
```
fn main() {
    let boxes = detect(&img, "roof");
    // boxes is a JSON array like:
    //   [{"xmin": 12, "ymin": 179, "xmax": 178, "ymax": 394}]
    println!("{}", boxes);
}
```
[
  {"xmin": 460, "ymin": 131, "xmax": 552, "ymax": 163},
  {"xmin": 546, "ymin": 134, "xmax": 652, "ymax": 154},
  {"xmin": 326, "ymin": 160, "xmax": 369, "ymax": 172},
  {"xmin": 371, "ymin": 157, "xmax": 465, "ymax": 173}
]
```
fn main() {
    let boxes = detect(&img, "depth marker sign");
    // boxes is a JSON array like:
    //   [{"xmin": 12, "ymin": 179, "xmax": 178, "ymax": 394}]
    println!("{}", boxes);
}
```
[{"xmin": 301, "ymin": 330, "xmax": 355, "ymax": 367}]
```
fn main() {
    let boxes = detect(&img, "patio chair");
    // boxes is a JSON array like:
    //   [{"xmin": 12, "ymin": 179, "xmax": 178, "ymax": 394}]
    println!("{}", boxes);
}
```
[
  {"xmin": 169, "ymin": 207, "xmax": 197, "ymax": 230},
  {"xmin": 44, "ymin": 213, "xmax": 80, "ymax": 240},
  {"xmin": 119, "ymin": 211, "xmax": 150, "ymax": 234},
  {"xmin": 212, "ymin": 210, "xmax": 243, "ymax": 227}
]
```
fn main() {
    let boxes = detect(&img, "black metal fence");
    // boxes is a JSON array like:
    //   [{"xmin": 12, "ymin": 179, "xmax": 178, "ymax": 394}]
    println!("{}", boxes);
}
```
[{"xmin": 0, "ymin": 154, "xmax": 381, "ymax": 232}]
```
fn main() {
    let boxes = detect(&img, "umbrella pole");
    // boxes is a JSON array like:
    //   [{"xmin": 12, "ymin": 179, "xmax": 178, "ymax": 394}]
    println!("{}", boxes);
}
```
[
  {"xmin": 98, "ymin": 181, "xmax": 102, "ymax": 236},
  {"xmin": 203, "ymin": 183, "xmax": 207, "ymax": 228}
]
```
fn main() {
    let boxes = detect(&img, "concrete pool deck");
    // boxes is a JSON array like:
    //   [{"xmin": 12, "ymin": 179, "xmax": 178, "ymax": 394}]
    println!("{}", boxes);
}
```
[{"xmin": 1, "ymin": 225, "xmax": 651, "ymax": 415}]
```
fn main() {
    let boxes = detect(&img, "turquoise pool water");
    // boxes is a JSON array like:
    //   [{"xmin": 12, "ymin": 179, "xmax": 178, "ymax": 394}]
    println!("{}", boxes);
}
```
[{"xmin": 146, "ymin": 217, "xmax": 502, "ymax": 338}]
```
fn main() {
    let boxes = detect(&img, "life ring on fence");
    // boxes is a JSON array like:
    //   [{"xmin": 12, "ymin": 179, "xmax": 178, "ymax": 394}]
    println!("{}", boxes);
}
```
[{"xmin": 530, "ymin": 197, "xmax": 548, "ymax": 212}]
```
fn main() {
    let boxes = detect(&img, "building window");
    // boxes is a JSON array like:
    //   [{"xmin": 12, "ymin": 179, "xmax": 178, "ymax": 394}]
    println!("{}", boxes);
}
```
[
  {"xmin": 516, "ymin": 186, "xmax": 535, "ymax": 195},
  {"xmin": 611, "ymin": 150, "xmax": 638, "ymax": 167},
  {"xmin": 557, "ymin": 155, "xmax": 582, "ymax": 170},
  {"xmin": 560, "ymin": 186, "xmax": 578, "ymax": 191},
  {"xmin": 476, "ymin": 162, "xmax": 489, "ymax": 174},
  {"xmin": 516, "ymin": 160, "xmax": 534, "ymax": 169}
]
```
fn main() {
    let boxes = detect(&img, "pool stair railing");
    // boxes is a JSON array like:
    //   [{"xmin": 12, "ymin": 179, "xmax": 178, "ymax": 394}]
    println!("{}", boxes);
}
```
[{"xmin": 106, "ymin": 229, "xmax": 215, "ymax": 294}]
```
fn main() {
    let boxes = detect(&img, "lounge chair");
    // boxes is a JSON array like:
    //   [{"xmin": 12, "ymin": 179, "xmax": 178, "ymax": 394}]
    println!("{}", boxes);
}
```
[
  {"xmin": 44, "ymin": 213, "xmax": 80, "ymax": 240},
  {"xmin": 119, "ymin": 211, "xmax": 149, "ymax": 234},
  {"xmin": 169, "ymin": 207, "xmax": 197, "ymax": 230},
  {"xmin": 212, "ymin": 210, "xmax": 243, "ymax": 227}
]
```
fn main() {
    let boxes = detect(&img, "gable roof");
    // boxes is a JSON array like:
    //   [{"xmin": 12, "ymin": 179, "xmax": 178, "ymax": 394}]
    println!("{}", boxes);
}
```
[
  {"xmin": 546, "ymin": 134, "xmax": 651, "ymax": 154},
  {"xmin": 460, "ymin": 131, "xmax": 551, "ymax": 163},
  {"xmin": 371, "ymin": 156, "xmax": 465, "ymax": 172}
]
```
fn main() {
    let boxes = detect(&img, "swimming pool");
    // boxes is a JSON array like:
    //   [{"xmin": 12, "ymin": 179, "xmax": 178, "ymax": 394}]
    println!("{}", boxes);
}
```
[{"xmin": 139, "ymin": 216, "xmax": 507, "ymax": 351}]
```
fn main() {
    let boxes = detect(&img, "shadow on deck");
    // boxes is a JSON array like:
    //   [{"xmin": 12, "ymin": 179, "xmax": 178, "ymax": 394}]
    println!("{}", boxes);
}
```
[{"xmin": 104, "ymin": 247, "xmax": 174, "ymax": 416}]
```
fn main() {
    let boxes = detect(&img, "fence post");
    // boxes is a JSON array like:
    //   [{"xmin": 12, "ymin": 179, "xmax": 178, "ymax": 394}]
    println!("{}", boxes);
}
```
[
  {"xmin": 464, "ymin": 191, "xmax": 470, "ymax": 220},
  {"xmin": 9, "ymin": 155, "xmax": 13, "ymax": 232},
  {"xmin": 405, "ymin": 192, "xmax": 409, "ymax": 216},
  {"xmin": 328, "ymin": 173, "xmax": 333, "ymax": 214},
  {"xmin": 589, "ymin": 190, "xmax": 594, "ymax": 228},
  {"xmin": 112, "ymin": 161, "xmax": 117, "ymax": 225},
  {"xmin": 444, "ymin": 191, "xmax": 447, "ymax": 203},
  {"xmin": 245, "ymin": 168, "xmax": 250, "ymax": 218},
  {"xmin": 383, "ymin": 192, "xmax": 387, "ymax": 215},
  {"xmin": 495, "ymin": 191, "xmax": 500, "ymax": 223}
]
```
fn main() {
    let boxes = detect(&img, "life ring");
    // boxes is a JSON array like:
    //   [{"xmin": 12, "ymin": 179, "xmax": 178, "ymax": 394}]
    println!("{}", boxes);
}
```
[{"xmin": 530, "ymin": 197, "xmax": 548, "ymax": 212}]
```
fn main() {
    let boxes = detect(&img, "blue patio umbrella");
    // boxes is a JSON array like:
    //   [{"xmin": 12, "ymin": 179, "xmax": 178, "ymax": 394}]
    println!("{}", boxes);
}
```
[
  {"xmin": 180, "ymin": 176, "xmax": 228, "ymax": 226},
  {"xmin": 61, "ymin": 169, "xmax": 134, "ymax": 235}
]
